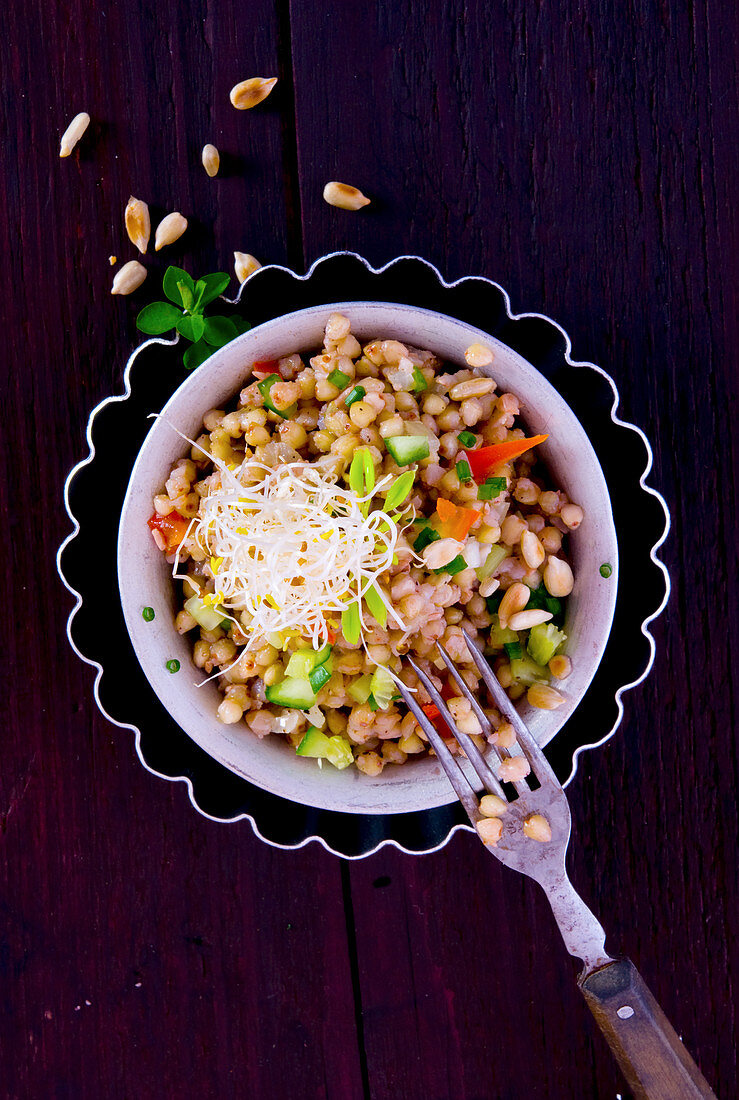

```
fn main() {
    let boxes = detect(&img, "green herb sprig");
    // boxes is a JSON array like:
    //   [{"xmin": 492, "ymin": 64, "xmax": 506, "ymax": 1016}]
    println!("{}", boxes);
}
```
[{"xmin": 136, "ymin": 266, "xmax": 250, "ymax": 371}]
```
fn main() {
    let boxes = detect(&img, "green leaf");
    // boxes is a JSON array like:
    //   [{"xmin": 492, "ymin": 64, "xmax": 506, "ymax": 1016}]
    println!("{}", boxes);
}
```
[
  {"xmin": 183, "ymin": 339, "xmax": 213, "ymax": 372},
  {"xmin": 202, "ymin": 315, "xmax": 239, "ymax": 348},
  {"xmin": 163, "ymin": 266, "xmax": 195, "ymax": 307},
  {"xmin": 178, "ymin": 282, "xmax": 194, "ymax": 311},
  {"xmin": 177, "ymin": 314, "xmax": 205, "ymax": 342},
  {"xmin": 194, "ymin": 273, "xmax": 231, "ymax": 309},
  {"xmin": 341, "ymin": 603, "xmax": 361, "ymax": 645},
  {"xmin": 364, "ymin": 584, "xmax": 388, "ymax": 628},
  {"xmin": 230, "ymin": 316, "xmax": 251, "ymax": 335},
  {"xmin": 136, "ymin": 301, "xmax": 182, "ymax": 335},
  {"xmin": 383, "ymin": 470, "xmax": 415, "ymax": 512}
]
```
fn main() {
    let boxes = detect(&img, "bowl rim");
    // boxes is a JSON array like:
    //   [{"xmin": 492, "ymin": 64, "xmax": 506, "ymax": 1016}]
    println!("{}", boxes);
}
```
[{"xmin": 57, "ymin": 252, "xmax": 671, "ymax": 857}]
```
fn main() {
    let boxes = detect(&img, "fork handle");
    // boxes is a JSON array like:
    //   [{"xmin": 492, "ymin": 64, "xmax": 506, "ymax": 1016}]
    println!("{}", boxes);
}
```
[{"xmin": 578, "ymin": 958, "xmax": 716, "ymax": 1099}]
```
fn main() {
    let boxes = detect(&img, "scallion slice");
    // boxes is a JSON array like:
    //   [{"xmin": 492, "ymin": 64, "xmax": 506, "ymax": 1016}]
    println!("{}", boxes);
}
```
[
  {"xmin": 344, "ymin": 385, "xmax": 366, "ymax": 408},
  {"xmin": 477, "ymin": 476, "xmax": 507, "ymax": 501},
  {"xmin": 414, "ymin": 527, "xmax": 440, "ymax": 552},
  {"xmin": 456, "ymin": 458, "xmax": 472, "ymax": 482},
  {"xmin": 433, "ymin": 554, "xmax": 467, "ymax": 575},
  {"xmin": 328, "ymin": 368, "xmax": 350, "ymax": 389},
  {"xmin": 457, "ymin": 431, "xmax": 477, "ymax": 448}
]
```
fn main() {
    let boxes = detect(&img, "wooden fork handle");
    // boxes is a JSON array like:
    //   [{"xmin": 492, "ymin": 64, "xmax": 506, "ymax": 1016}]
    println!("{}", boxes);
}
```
[{"xmin": 578, "ymin": 958, "xmax": 716, "ymax": 1098}]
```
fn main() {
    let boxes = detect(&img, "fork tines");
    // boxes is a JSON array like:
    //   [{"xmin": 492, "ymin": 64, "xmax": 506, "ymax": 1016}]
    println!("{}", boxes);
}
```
[{"xmin": 395, "ymin": 631, "xmax": 559, "ymax": 825}]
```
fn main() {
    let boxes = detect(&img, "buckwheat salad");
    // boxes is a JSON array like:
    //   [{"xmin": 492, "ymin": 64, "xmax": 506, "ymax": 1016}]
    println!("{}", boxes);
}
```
[{"xmin": 147, "ymin": 315, "xmax": 583, "ymax": 776}]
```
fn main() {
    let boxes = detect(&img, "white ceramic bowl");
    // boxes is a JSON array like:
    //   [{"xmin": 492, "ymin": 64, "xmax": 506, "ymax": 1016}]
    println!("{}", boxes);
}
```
[{"xmin": 118, "ymin": 302, "xmax": 618, "ymax": 814}]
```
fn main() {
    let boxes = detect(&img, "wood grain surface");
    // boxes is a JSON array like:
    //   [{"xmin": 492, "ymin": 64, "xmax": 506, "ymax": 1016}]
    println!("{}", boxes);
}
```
[{"xmin": 2, "ymin": 1, "xmax": 737, "ymax": 1097}]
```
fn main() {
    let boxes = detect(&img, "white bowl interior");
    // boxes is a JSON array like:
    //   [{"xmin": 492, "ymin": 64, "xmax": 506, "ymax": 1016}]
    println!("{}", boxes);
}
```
[{"xmin": 118, "ymin": 302, "xmax": 618, "ymax": 814}]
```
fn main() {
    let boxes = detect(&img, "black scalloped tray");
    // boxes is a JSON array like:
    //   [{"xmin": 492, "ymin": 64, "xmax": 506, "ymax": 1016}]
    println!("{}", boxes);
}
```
[{"xmin": 58, "ymin": 253, "xmax": 669, "ymax": 858}]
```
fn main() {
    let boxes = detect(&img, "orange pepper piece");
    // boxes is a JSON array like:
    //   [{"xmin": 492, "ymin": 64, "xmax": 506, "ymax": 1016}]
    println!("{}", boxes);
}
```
[
  {"xmin": 435, "ymin": 497, "xmax": 482, "ymax": 541},
  {"xmin": 464, "ymin": 433, "xmax": 549, "ymax": 483}
]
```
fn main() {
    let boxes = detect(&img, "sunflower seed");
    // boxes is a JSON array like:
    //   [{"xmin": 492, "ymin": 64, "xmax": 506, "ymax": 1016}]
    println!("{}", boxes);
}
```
[
  {"xmin": 124, "ymin": 197, "xmax": 151, "ymax": 254},
  {"xmin": 111, "ymin": 260, "xmax": 147, "ymax": 295},
  {"xmin": 155, "ymin": 212, "xmax": 188, "ymax": 251},
  {"xmin": 59, "ymin": 112, "xmax": 90, "ymax": 157},
  {"xmin": 229, "ymin": 77, "xmax": 277, "ymax": 109},
  {"xmin": 322, "ymin": 181, "xmax": 371, "ymax": 210}
]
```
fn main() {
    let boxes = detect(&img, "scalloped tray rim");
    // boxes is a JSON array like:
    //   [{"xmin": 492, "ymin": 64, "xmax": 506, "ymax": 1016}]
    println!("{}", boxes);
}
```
[{"xmin": 56, "ymin": 251, "xmax": 671, "ymax": 860}]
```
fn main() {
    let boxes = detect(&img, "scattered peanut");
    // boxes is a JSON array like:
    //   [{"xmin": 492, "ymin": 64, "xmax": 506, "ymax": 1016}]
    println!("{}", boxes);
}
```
[
  {"xmin": 202, "ymin": 143, "xmax": 220, "ymax": 177},
  {"xmin": 234, "ymin": 252, "xmax": 262, "ymax": 283},
  {"xmin": 560, "ymin": 503, "xmax": 584, "ymax": 529},
  {"xmin": 520, "ymin": 529, "xmax": 546, "ymax": 570},
  {"xmin": 527, "ymin": 683, "xmax": 565, "ymax": 710},
  {"xmin": 507, "ymin": 609, "xmax": 553, "ymax": 631},
  {"xmin": 523, "ymin": 813, "xmax": 552, "ymax": 842},
  {"xmin": 498, "ymin": 582, "xmax": 530, "ymax": 628},
  {"xmin": 322, "ymin": 181, "xmax": 371, "ymax": 210},
  {"xmin": 476, "ymin": 817, "xmax": 503, "ymax": 846},
  {"xmin": 449, "ymin": 377, "xmax": 495, "ymax": 401},
  {"xmin": 155, "ymin": 212, "xmax": 188, "ymax": 250},
  {"xmin": 111, "ymin": 260, "xmax": 147, "ymax": 295},
  {"xmin": 479, "ymin": 794, "xmax": 507, "ymax": 818},
  {"xmin": 59, "ymin": 111, "xmax": 90, "ymax": 157},
  {"xmin": 543, "ymin": 556, "xmax": 574, "ymax": 598},
  {"xmin": 124, "ymin": 196, "xmax": 151, "ymax": 254},
  {"xmin": 422, "ymin": 537, "xmax": 464, "ymax": 571},
  {"xmin": 464, "ymin": 342, "xmax": 495, "ymax": 368},
  {"xmin": 230, "ymin": 77, "xmax": 277, "ymax": 109},
  {"xmin": 498, "ymin": 755, "xmax": 531, "ymax": 782},
  {"xmin": 548, "ymin": 655, "xmax": 572, "ymax": 680}
]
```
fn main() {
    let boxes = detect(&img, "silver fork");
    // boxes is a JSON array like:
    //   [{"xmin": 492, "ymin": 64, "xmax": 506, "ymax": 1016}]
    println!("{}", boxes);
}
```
[{"xmin": 395, "ymin": 629, "xmax": 716, "ymax": 1100}]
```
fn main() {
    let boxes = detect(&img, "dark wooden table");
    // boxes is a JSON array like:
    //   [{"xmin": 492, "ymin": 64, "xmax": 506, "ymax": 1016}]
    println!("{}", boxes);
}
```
[{"xmin": 2, "ymin": 2, "xmax": 737, "ymax": 1097}]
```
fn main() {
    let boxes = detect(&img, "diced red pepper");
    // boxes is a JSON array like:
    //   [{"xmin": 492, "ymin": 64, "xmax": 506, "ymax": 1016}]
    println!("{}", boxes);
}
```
[
  {"xmin": 421, "ymin": 702, "xmax": 455, "ymax": 740},
  {"xmin": 251, "ymin": 359, "xmax": 280, "ymax": 379},
  {"xmin": 148, "ymin": 510, "xmax": 190, "ymax": 552},
  {"xmin": 435, "ymin": 497, "xmax": 482, "ymax": 541},
  {"xmin": 464, "ymin": 434, "xmax": 548, "ymax": 483}
]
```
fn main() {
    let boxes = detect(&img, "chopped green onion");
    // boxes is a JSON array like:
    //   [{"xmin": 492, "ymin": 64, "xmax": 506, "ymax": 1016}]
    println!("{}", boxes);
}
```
[
  {"xmin": 344, "ymin": 385, "xmax": 366, "ymax": 408},
  {"xmin": 328, "ymin": 368, "xmax": 350, "ymax": 388},
  {"xmin": 166, "ymin": 659, "xmax": 180, "ymax": 673},
  {"xmin": 368, "ymin": 693, "xmax": 379, "ymax": 712},
  {"xmin": 383, "ymin": 470, "xmax": 415, "ymax": 512},
  {"xmin": 456, "ymin": 459, "xmax": 472, "ymax": 482},
  {"xmin": 257, "ymin": 373, "xmax": 296, "ymax": 419},
  {"xmin": 504, "ymin": 641, "xmax": 523, "ymax": 660},
  {"xmin": 308, "ymin": 664, "xmax": 332, "ymax": 693},
  {"xmin": 411, "ymin": 366, "xmax": 428, "ymax": 392},
  {"xmin": 477, "ymin": 476, "xmax": 507, "ymax": 501},
  {"xmin": 364, "ymin": 583, "xmax": 388, "ymax": 628},
  {"xmin": 414, "ymin": 526, "xmax": 440, "ymax": 552},
  {"xmin": 600, "ymin": 562, "xmax": 613, "ymax": 578},
  {"xmin": 434, "ymin": 555, "xmax": 468, "ymax": 575},
  {"xmin": 457, "ymin": 431, "xmax": 477, "ymax": 448},
  {"xmin": 341, "ymin": 603, "xmax": 361, "ymax": 645},
  {"xmin": 142, "ymin": 606, "xmax": 155, "ymax": 622},
  {"xmin": 220, "ymin": 618, "xmax": 231, "ymax": 630}
]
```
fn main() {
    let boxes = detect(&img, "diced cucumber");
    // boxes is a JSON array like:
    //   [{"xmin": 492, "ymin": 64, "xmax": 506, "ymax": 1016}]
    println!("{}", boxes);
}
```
[
  {"xmin": 369, "ymin": 667, "xmax": 399, "ymax": 710},
  {"xmin": 384, "ymin": 435, "xmax": 430, "ymax": 465},
  {"xmin": 489, "ymin": 615, "xmax": 519, "ymax": 648},
  {"xmin": 475, "ymin": 544, "xmax": 508, "ymax": 582},
  {"xmin": 325, "ymin": 736, "xmax": 354, "ymax": 769},
  {"xmin": 284, "ymin": 644, "xmax": 332, "ymax": 680},
  {"xmin": 308, "ymin": 663, "xmax": 332, "ymax": 693},
  {"xmin": 184, "ymin": 594, "xmax": 225, "ymax": 632},
  {"xmin": 347, "ymin": 673, "xmax": 373, "ymax": 704},
  {"xmin": 296, "ymin": 727, "xmax": 353, "ymax": 770},
  {"xmin": 527, "ymin": 623, "xmax": 567, "ymax": 667},
  {"xmin": 265, "ymin": 677, "xmax": 316, "ymax": 709},
  {"xmin": 509, "ymin": 655, "xmax": 550, "ymax": 686}
]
